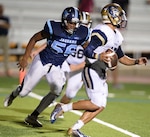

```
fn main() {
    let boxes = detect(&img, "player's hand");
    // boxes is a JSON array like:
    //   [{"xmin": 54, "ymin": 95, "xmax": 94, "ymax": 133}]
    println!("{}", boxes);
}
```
[
  {"xmin": 138, "ymin": 57, "xmax": 148, "ymax": 65},
  {"xmin": 17, "ymin": 57, "xmax": 28, "ymax": 71},
  {"xmin": 99, "ymin": 52, "xmax": 111, "ymax": 63},
  {"xmin": 70, "ymin": 62, "xmax": 85, "ymax": 71}
]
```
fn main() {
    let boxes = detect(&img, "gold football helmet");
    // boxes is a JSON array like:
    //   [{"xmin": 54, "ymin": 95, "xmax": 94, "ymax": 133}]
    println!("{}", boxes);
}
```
[
  {"xmin": 101, "ymin": 3, "xmax": 127, "ymax": 28},
  {"xmin": 80, "ymin": 11, "xmax": 92, "ymax": 28}
]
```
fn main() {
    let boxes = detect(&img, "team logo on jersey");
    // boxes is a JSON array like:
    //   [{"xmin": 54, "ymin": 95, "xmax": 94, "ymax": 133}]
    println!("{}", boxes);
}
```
[{"xmin": 60, "ymin": 38, "xmax": 77, "ymax": 44}]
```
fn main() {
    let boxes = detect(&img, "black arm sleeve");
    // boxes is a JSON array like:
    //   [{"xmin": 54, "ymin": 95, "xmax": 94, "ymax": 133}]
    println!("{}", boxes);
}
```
[
  {"xmin": 84, "ymin": 35, "xmax": 101, "ymax": 58},
  {"xmin": 84, "ymin": 29, "xmax": 107, "ymax": 58},
  {"xmin": 116, "ymin": 46, "xmax": 125, "ymax": 59}
]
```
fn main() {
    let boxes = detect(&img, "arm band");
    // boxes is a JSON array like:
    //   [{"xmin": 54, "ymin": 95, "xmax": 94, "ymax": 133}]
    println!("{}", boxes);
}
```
[{"xmin": 93, "ymin": 53, "xmax": 100, "ymax": 60}]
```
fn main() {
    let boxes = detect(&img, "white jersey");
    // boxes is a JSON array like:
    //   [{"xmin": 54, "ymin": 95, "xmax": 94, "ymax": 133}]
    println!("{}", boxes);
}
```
[
  {"xmin": 66, "ymin": 45, "xmax": 85, "ymax": 65},
  {"xmin": 93, "ymin": 23, "xmax": 124, "ymax": 54},
  {"xmin": 61, "ymin": 45, "xmax": 85, "ymax": 73}
]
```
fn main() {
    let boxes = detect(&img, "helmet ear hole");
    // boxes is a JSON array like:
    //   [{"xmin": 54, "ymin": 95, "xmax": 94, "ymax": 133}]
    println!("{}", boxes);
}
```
[{"xmin": 64, "ymin": 20, "xmax": 68, "ymax": 26}]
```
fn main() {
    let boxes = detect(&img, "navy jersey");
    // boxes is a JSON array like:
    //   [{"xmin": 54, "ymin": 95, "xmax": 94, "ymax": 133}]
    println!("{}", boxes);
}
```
[
  {"xmin": 39, "ymin": 20, "xmax": 90, "ymax": 66},
  {"xmin": 0, "ymin": 16, "xmax": 10, "ymax": 35}
]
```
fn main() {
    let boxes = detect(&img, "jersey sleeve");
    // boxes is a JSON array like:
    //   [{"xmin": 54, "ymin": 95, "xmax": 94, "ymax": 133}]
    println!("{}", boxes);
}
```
[
  {"xmin": 84, "ymin": 29, "xmax": 107, "ymax": 58},
  {"xmin": 43, "ymin": 19, "xmax": 53, "ymax": 35},
  {"xmin": 79, "ymin": 25, "xmax": 91, "ymax": 46},
  {"xmin": 116, "ymin": 46, "xmax": 125, "ymax": 59}
]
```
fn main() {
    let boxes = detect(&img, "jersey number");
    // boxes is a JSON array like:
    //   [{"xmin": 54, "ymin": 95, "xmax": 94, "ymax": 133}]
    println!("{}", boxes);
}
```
[
  {"xmin": 71, "ymin": 49, "xmax": 84, "ymax": 59},
  {"xmin": 51, "ymin": 40, "xmax": 77, "ymax": 56}
]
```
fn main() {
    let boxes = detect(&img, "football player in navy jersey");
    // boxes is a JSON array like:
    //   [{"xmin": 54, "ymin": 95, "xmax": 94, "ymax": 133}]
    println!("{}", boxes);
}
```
[
  {"xmin": 4, "ymin": 7, "xmax": 90, "ymax": 127},
  {"xmin": 50, "ymin": 3, "xmax": 148, "ymax": 137},
  {"xmin": 25, "ymin": 11, "xmax": 92, "ymax": 121}
]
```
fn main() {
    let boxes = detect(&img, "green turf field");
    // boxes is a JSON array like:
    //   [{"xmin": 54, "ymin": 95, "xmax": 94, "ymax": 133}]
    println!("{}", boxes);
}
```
[{"xmin": 0, "ymin": 77, "xmax": 150, "ymax": 137}]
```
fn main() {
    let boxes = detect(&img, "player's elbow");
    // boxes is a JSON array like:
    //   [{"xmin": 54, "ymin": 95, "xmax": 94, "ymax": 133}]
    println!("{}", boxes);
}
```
[{"xmin": 84, "ymin": 46, "xmax": 94, "ymax": 58}]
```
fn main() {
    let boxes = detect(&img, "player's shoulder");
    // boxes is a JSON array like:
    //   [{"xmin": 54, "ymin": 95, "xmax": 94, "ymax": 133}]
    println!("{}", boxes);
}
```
[
  {"xmin": 77, "ymin": 24, "xmax": 90, "ymax": 35},
  {"xmin": 46, "ymin": 19, "xmax": 61, "ymax": 26},
  {"xmin": 75, "ymin": 24, "xmax": 90, "ymax": 42},
  {"xmin": 93, "ymin": 24, "xmax": 111, "ymax": 35},
  {"xmin": 79, "ymin": 24, "xmax": 89, "ymax": 30},
  {"xmin": 91, "ymin": 24, "xmax": 108, "ymax": 43},
  {"xmin": 45, "ymin": 19, "xmax": 62, "ymax": 34}
]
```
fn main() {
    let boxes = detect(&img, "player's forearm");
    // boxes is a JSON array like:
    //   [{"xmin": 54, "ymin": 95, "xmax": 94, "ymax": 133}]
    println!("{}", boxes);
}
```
[
  {"xmin": 70, "ymin": 62, "xmax": 85, "ymax": 71},
  {"xmin": 119, "ymin": 55, "xmax": 137, "ymax": 65},
  {"xmin": 84, "ymin": 45, "xmax": 98, "ymax": 59},
  {"xmin": 23, "ymin": 39, "xmax": 36, "ymax": 60},
  {"xmin": 119, "ymin": 55, "xmax": 147, "ymax": 66}
]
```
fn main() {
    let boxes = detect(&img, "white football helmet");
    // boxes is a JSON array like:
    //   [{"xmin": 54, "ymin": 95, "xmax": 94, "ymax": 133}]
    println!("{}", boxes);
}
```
[{"xmin": 80, "ymin": 11, "xmax": 92, "ymax": 28}]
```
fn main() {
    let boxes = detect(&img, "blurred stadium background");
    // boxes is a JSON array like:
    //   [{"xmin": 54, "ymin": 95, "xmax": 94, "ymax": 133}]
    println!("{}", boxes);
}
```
[{"xmin": 0, "ymin": 0, "xmax": 150, "ymax": 83}]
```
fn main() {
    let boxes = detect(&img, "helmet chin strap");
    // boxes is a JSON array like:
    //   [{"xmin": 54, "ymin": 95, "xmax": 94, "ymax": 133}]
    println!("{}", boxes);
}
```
[
  {"xmin": 66, "ymin": 29, "xmax": 74, "ymax": 34},
  {"xmin": 64, "ymin": 21, "xmax": 74, "ymax": 34},
  {"xmin": 64, "ymin": 20, "xmax": 79, "ymax": 34}
]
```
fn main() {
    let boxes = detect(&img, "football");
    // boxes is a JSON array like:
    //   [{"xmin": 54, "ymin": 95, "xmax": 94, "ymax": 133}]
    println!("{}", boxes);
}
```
[{"xmin": 105, "ymin": 49, "xmax": 118, "ymax": 70}]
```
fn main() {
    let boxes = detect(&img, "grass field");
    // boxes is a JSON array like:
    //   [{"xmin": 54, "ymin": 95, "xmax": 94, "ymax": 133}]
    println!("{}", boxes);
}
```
[{"xmin": 0, "ymin": 76, "xmax": 150, "ymax": 137}]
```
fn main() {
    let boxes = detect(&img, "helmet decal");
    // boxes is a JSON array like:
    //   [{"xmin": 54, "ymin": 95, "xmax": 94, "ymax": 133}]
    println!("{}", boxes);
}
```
[{"xmin": 109, "ymin": 7, "xmax": 119, "ymax": 18}]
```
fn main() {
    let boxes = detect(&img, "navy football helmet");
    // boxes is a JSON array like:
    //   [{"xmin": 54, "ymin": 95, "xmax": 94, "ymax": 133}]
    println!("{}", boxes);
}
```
[{"xmin": 61, "ymin": 7, "xmax": 80, "ymax": 34}]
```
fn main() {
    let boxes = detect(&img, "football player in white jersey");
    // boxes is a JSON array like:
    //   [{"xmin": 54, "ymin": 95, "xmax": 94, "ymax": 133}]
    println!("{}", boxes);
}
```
[
  {"xmin": 50, "ymin": 3, "xmax": 148, "ymax": 137},
  {"xmin": 60, "ymin": 11, "xmax": 92, "ymax": 104}
]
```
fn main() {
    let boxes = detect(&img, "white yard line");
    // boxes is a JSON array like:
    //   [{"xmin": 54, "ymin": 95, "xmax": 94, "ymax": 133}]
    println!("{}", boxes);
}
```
[
  {"xmin": 0, "ymin": 88, "xmax": 141, "ymax": 137},
  {"xmin": 28, "ymin": 92, "xmax": 140, "ymax": 137}
]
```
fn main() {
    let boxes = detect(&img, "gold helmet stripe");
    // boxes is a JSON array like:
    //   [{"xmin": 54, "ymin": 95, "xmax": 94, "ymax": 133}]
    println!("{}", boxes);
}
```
[{"xmin": 91, "ymin": 32, "xmax": 106, "ymax": 46}]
